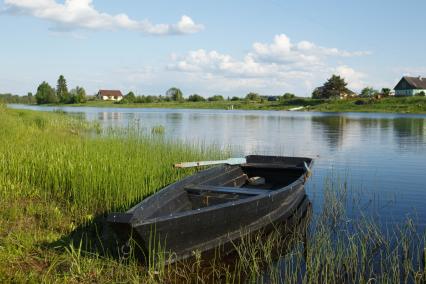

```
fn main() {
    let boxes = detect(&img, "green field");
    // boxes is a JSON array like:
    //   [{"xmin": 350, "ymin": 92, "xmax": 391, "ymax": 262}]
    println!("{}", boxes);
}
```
[
  {"xmin": 1, "ymin": 105, "xmax": 425, "ymax": 282},
  {"xmin": 51, "ymin": 96, "xmax": 426, "ymax": 114}
]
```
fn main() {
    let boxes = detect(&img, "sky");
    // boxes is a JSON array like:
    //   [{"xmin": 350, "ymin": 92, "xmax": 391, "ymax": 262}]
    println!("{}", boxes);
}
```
[{"xmin": 1, "ymin": 0, "xmax": 426, "ymax": 97}]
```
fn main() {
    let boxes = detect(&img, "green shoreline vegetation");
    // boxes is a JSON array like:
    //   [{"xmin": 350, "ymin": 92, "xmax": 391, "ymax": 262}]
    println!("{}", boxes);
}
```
[
  {"xmin": 50, "ymin": 96, "xmax": 426, "ymax": 114},
  {"xmin": 1, "ymin": 105, "xmax": 425, "ymax": 282},
  {"xmin": 2, "ymin": 74, "xmax": 426, "ymax": 114}
]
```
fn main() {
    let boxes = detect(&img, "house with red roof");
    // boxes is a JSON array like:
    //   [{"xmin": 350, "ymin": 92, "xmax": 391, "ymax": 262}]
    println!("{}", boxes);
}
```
[{"xmin": 97, "ymin": 90, "xmax": 124, "ymax": 101}]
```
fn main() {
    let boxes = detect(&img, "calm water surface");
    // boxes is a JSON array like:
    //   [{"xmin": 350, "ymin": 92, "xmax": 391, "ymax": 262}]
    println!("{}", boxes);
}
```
[{"xmin": 9, "ymin": 104, "xmax": 426, "ymax": 227}]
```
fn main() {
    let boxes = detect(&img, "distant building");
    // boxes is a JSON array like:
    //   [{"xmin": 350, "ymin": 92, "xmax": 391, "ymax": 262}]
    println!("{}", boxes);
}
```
[
  {"xmin": 339, "ymin": 89, "xmax": 357, "ymax": 99},
  {"xmin": 394, "ymin": 76, "xmax": 426, "ymax": 96},
  {"xmin": 97, "ymin": 90, "xmax": 123, "ymax": 101}
]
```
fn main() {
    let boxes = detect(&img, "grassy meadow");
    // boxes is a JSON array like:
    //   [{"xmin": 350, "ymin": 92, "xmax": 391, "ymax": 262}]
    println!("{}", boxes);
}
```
[{"xmin": 0, "ymin": 104, "xmax": 425, "ymax": 283}]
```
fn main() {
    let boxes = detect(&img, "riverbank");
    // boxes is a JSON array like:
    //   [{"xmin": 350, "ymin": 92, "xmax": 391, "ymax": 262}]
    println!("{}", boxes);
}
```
[
  {"xmin": 0, "ymin": 106, "xmax": 220, "ymax": 281},
  {"xmin": 31, "ymin": 96, "xmax": 426, "ymax": 114},
  {"xmin": 0, "ymin": 106, "xmax": 425, "ymax": 282}
]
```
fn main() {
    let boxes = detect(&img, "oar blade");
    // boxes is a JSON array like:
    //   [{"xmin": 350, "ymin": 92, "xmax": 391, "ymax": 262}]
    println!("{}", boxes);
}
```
[
  {"xmin": 226, "ymin": 158, "xmax": 247, "ymax": 165},
  {"xmin": 174, "ymin": 158, "xmax": 246, "ymax": 168}
]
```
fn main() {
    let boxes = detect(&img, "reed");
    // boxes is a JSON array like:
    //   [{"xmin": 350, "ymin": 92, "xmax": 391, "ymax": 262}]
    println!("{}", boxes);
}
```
[
  {"xmin": 0, "ymin": 106, "xmax": 218, "ymax": 215},
  {"xmin": 0, "ymin": 105, "xmax": 425, "ymax": 283}
]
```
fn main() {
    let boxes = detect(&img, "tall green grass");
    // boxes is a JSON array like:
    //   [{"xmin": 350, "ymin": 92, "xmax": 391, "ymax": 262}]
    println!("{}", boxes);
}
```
[{"xmin": 0, "ymin": 105, "xmax": 219, "ymax": 214}]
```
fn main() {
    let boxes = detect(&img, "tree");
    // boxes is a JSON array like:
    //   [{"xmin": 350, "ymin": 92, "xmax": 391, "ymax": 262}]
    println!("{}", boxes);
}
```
[
  {"xmin": 56, "ymin": 75, "xmax": 70, "ymax": 103},
  {"xmin": 70, "ymin": 86, "xmax": 86, "ymax": 103},
  {"xmin": 381, "ymin": 88, "xmax": 391, "ymax": 97},
  {"xmin": 35, "ymin": 81, "xmax": 57, "ymax": 104},
  {"xmin": 208, "ymin": 95, "xmax": 224, "ymax": 101},
  {"xmin": 313, "ymin": 75, "xmax": 349, "ymax": 99},
  {"xmin": 230, "ymin": 96, "xmax": 240, "ymax": 101},
  {"xmin": 125, "ymin": 91, "xmax": 136, "ymax": 102},
  {"xmin": 311, "ymin": 88, "xmax": 323, "ymax": 99},
  {"xmin": 188, "ymin": 94, "xmax": 206, "ymax": 102},
  {"xmin": 360, "ymin": 87, "xmax": 378, "ymax": 98},
  {"xmin": 166, "ymin": 87, "xmax": 183, "ymax": 101},
  {"xmin": 245, "ymin": 92, "xmax": 260, "ymax": 101},
  {"xmin": 282, "ymin": 93, "xmax": 296, "ymax": 100}
]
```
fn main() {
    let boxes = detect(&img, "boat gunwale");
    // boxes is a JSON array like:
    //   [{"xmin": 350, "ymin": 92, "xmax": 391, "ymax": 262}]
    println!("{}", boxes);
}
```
[{"xmin": 131, "ymin": 159, "xmax": 313, "ymax": 226}]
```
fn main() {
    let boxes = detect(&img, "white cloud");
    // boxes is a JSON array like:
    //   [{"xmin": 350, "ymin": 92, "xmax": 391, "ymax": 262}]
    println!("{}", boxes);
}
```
[
  {"xmin": 251, "ymin": 34, "xmax": 370, "ymax": 66},
  {"xmin": 168, "ymin": 34, "xmax": 371, "ymax": 94},
  {"xmin": 396, "ymin": 67, "xmax": 426, "ymax": 77},
  {"xmin": 335, "ymin": 65, "xmax": 366, "ymax": 90},
  {"xmin": 3, "ymin": 0, "xmax": 203, "ymax": 35}
]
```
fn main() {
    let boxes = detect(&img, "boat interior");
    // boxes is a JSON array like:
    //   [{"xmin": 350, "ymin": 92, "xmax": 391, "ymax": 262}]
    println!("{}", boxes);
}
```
[
  {"xmin": 127, "ymin": 157, "xmax": 312, "ymax": 221},
  {"xmin": 183, "ymin": 163, "xmax": 307, "ymax": 210}
]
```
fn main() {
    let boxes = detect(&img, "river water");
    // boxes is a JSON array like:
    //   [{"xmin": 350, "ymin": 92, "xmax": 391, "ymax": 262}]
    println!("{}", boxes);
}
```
[{"xmin": 9, "ymin": 104, "xmax": 426, "ymax": 227}]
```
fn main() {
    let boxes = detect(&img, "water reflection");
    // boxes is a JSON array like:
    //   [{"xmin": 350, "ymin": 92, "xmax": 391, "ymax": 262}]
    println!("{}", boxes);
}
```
[
  {"xmin": 311, "ymin": 116, "xmax": 349, "ymax": 150},
  {"xmin": 97, "ymin": 111, "xmax": 123, "ymax": 121},
  {"xmin": 393, "ymin": 118, "xmax": 426, "ymax": 151}
]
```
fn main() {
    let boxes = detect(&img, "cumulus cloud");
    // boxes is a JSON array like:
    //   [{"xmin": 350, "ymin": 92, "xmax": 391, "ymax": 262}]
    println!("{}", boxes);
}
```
[
  {"xmin": 3, "ymin": 0, "xmax": 203, "ymax": 35},
  {"xmin": 252, "ymin": 34, "xmax": 370, "ymax": 65},
  {"xmin": 168, "ymin": 34, "xmax": 371, "ymax": 93},
  {"xmin": 335, "ymin": 65, "xmax": 366, "ymax": 90}
]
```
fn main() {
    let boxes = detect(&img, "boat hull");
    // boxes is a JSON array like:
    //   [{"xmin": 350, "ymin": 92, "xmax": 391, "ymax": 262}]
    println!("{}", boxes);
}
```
[{"xmin": 107, "ymin": 155, "xmax": 313, "ymax": 262}]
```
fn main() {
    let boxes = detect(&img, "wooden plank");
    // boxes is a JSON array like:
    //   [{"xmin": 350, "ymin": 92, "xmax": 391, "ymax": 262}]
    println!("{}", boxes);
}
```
[
  {"xmin": 220, "ymin": 173, "xmax": 248, "ymax": 187},
  {"xmin": 185, "ymin": 184, "xmax": 272, "ymax": 196},
  {"xmin": 242, "ymin": 163, "xmax": 304, "ymax": 170}
]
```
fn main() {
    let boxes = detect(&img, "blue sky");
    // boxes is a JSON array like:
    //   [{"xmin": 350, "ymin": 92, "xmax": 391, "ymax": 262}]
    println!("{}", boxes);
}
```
[{"xmin": 1, "ymin": 0, "xmax": 426, "ymax": 97}]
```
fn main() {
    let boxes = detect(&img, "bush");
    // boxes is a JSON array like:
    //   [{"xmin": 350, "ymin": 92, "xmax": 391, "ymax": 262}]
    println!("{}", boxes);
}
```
[
  {"xmin": 415, "ymin": 91, "xmax": 425, "ymax": 97},
  {"xmin": 188, "ymin": 94, "xmax": 206, "ymax": 102},
  {"xmin": 231, "ymin": 96, "xmax": 240, "ymax": 101},
  {"xmin": 245, "ymin": 92, "xmax": 260, "ymax": 101},
  {"xmin": 354, "ymin": 99, "xmax": 366, "ymax": 105},
  {"xmin": 282, "ymin": 93, "xmax": 296, "ymax": 100},
  {"xmin": 208, "ymin": 95, "xmax": 224, "ymax": 101}
]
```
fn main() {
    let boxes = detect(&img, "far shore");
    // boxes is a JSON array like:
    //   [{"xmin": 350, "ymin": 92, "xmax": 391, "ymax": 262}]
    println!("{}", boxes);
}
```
[{"xmin": 16, "ymin": 96, "xmax": 426, "ymax": 114}]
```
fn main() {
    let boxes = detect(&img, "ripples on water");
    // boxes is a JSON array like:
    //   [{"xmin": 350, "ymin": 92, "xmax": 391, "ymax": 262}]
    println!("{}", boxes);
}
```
[{"xmin": 8, "ymin": 104, "xmax": 426, "ymax": 227}]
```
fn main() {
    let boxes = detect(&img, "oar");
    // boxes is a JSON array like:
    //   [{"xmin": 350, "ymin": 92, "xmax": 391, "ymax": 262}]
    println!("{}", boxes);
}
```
[
  {"xmin": 303, "ymin": 161, "xmax": 312, "ymax": 179},
  {"xmin": 303, "ymin": 162, "xmax": 312, "ymax": 174},
  {"xmin": 174, "ymin": 157, "xmax": 246, "ymax": 168}
]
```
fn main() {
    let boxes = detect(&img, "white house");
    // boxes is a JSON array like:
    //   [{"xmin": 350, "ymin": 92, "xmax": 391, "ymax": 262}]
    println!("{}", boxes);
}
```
[
  {"xmin": 97, "ymin": 90, "xmax": 124, "ymax": 101},
  {"xmin": 394, "ymin": 76, "xmax": 426, "ymax": 96}
]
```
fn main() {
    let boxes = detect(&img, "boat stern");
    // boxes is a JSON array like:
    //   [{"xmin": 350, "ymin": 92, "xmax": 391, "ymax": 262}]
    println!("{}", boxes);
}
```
[{"xmin": 107, "ymin": 212, "xmax": 135, "ymax": 241}]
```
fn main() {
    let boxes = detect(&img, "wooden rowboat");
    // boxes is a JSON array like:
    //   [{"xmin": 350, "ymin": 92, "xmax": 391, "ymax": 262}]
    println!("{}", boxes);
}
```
[{"xmin": 107, "ymin": 155, "xmax": 313, "ymax": 262}]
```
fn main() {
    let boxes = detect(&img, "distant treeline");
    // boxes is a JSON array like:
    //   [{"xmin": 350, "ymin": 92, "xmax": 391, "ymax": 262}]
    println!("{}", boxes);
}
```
[
  {"xmin": 0, "ymin": 93, "xmax": 36, "ymax": 104},
  {"xmin": 1, "ymin": 75, "xmax": 90, "ymax": 105},
  {"xmin": 118, "ymin": 88, "xmax": 297, "ymax": 104},
  {"xmin": 3, "ymin": 73, "xmax": 402, "ymax": 106},
  {"xmin": 1, "ymin": 77, "xmax": 298, "ymax": 105}
]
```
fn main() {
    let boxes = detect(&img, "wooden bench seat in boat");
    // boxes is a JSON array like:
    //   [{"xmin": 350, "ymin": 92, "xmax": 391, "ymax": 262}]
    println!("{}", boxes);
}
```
[
  {"xmin": 241, "ymin": 163, "xmax": 305, "ymax": 170},
  {"xmin": 185, "ymin": 184, "xmax": 273, "ymax": 196}
]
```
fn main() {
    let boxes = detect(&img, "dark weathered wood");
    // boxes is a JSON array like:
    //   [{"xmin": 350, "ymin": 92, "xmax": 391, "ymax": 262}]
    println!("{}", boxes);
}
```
[
  {"xmin": 107, "ymin": 155, "xmax": 313, "ymax": 263},
  {"xmin": 185, "ymin": 184, "xmax": 272, "ymax": 196},
  {"xmin": 242, "ymin": 163, "xmax": 305, "ymax": 170}
]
